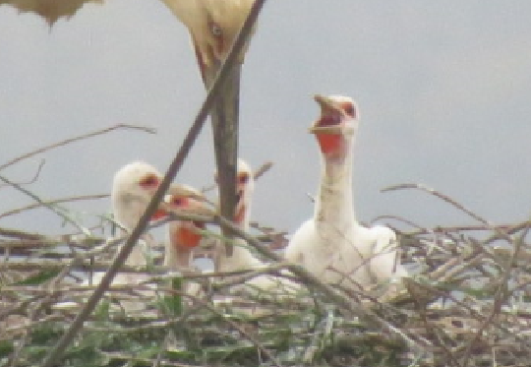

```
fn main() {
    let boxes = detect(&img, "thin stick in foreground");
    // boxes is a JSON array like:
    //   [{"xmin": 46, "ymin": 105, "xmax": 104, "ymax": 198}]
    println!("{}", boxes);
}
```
[{"xmin": 41, "ymin": 2, "xmax": 268, "ymax": 366}]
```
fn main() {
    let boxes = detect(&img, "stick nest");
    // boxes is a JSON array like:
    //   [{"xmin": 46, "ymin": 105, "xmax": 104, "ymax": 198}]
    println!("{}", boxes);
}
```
[{"xmin": 1, "ymin": 211, "xmax": 530, "ymax": 367}]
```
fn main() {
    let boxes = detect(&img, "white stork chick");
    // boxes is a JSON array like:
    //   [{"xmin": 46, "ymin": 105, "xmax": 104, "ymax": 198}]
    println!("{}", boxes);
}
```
[
  {"xmin": 284, "ymin": 95, "xmax": 407, "ymax": 293},
  {"xmin": 214, "ymin": 159, "xmax": 298, "ymax": 296},
  {"xmin": 216, "ymin": 159, "xmax": 263, "ymax": 272},
  {"xmin": 164, "ymin": 189, "xmax": 213, "ymax": 270}
]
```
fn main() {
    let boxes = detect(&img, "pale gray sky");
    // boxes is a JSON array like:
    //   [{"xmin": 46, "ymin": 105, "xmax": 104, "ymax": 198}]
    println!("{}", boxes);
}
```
[{"xmin": 1, "ymin": 1, "xmax": 530, "ymax": 238}]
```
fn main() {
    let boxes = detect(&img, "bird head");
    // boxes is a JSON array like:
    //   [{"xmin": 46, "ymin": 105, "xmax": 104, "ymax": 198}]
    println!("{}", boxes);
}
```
[
  {"xmin": 308, "ymin": 94, "xmax": 359, "ymax": 161},
  {"xmin": 165, "ymin": 188, "xmax": 213, "ymax": 249},
  {"xmin": 193, "ymin": 0, "xmax": 255, "ymax": 68},
  {"xmin": 111, "ymin": 162, "xmax": 205, "ymax": 229},
  {"xmin": 214, "ymin": 158, "xmax": 254, "ymax": 226}
]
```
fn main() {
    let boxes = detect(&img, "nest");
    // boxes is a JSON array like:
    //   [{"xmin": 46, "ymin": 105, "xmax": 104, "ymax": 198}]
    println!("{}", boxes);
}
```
[{"xmin": 1, "ymin": 202, "xmax": 530, "ymax": 367}]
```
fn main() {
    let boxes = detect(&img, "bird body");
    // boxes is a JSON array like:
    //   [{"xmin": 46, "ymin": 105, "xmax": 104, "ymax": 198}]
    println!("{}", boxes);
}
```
[
  {"xmin": 285, "ymin": 95, "xmax": 406, "ymax": 292},
  {"xmin": 160, "ymin": 0, "xmax": 255, "ymax": 70}
]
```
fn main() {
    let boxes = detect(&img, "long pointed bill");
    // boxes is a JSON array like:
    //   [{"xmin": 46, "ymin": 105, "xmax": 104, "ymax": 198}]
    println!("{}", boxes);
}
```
[
  {"xmin": 153, "ymin": 185, "xmax": 204, "ymax": 221},
  {"xmin": 203, "ymin": 61, "xmax": 242, "ymax": 258},
  {"xmin": 167, "ymin": 184, "xmax": 205, "ymax": 201},
  {"xmin": 160, "ymin": 199, "xmax": 217, "ymax": 218}
]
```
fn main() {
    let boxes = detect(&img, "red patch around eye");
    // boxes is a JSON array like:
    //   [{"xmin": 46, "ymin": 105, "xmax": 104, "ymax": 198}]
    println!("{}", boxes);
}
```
[
  {"xmin": 171, "ymin": 196, "xmax": 188, "ymax": 207},
  {"xmin": 151, "ymin": 208, "xmax": 168, "ymax": 221},
  {"xmin": 238, "ymin": 173, "xmax": 249, "ymax": 184},
  {"xmin": 173, "ymin": 227, "xmax": 202, "ymax": 249},
  {"xmin": 140, "ymin": 175, "xmax": 159, "ymax": 189},
  {"xmin": 316, "ymin": 134, "xmax": 342, "ymax": 155}
]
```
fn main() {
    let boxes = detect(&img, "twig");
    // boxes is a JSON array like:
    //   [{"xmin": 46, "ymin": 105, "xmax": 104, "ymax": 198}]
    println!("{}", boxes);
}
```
[
  {"xmin": 0, "ymin": 227, "xmax": 48, "ymax": 241},
  {"xmin": 215, "ymin": 215, "xmax": 422, "ymax": 351},
  {"xmin": 0, "ymin": 159, "xmax": 45, "ymax": 189},
  {"xmin": 0, "ymin": 193, "xmax": 109, "ymax": 220},
  {"xmin": 0, "ymin": 174, "xmax": 91, "ymax": 236},
  {"xmin": 382, "ymin": 183, "xmax": 513, "ymax": 244},
  {"xmin": 0, "ymin": 124, "xmax": 155, "ymax": 172},
  {"xmin": 461, "ymin": 224, "xmax": 530, "ymax": 367},
  {"xmin": 382, "ymin": 183, "xmax": 492, "ymax": 226},
  {"xmin": 163, "ymin": 287, "xmax": 284, "ymax": 367}
]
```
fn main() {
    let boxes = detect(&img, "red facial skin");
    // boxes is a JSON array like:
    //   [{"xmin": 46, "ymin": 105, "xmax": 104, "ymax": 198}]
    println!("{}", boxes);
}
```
[
  {"xmin": 168, "ymin": 195, "xmax": 205, "ymax": 250},
  {"xmin": 314, "ymin": 102, "xmax": 356, "ymax": 160},
  {"xmin": 314, "ymin": 114, "xmax": 345, "ymax": 160},
  {"xmin": 171, "ymin": 225, "xmax": 204, "ymax": 249},
  {"xmin": 151, "ymin": 209, "xmax": 168, "ymax": 221},
  {"xmin": 139, "ymin": 174, "xmax": 160, "ymax": 190}
]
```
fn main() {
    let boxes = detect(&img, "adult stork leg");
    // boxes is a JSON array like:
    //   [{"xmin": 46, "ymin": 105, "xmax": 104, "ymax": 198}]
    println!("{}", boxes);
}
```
[{"xmin": 202, "ymin": 61, "xmax": 241, "ymax": 258}]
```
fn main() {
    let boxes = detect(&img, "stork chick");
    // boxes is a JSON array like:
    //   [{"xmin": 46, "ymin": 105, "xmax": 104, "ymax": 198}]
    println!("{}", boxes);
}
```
[
  {"xmin": 213, "ymin": 159, "xmax": 298, "ymax": 297},
  {"xmin": 159, "ymin": 0, "xmax": 257, "ymax": 249},
  {"xmin": 216, "ymin": 159, "xmax": 262, "ymax": 272},
  {"xmin": 284, "ymin": 95, "xmax": 407, "ymax": 293},
  {"xmin": 164, "ymin": 188, "xmax": 213, "ymax": 270}
]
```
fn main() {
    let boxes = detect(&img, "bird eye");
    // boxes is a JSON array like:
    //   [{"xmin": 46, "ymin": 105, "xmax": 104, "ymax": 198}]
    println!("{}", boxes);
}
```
[
  {"xmin": 209, "ymin": 21, "xmax": 223, "ymax": 38},
  {"xmin": 139, "ymin": 174, "xmax": 159, "ymax": 188},
  {"xmin": 343, "ymin": 103, "xmax": 356, "ymax": 118},
  {"xmin": 172, "ymin": 197, "xmax": 186, "ymax": 207},
  {"xmin": 238, "ymin": 173, "xmax": 249, "ymax": 184}
]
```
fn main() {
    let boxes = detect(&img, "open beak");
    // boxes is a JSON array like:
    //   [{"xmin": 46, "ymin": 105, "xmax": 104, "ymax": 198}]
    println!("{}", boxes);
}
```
[{"xmin": 308, "ymin": 94, "xmax": 345, "ymax": 135}]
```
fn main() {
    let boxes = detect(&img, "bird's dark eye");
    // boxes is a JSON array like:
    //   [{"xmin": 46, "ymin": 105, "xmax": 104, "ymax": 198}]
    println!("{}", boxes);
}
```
[
  {"xmin": 238, "ymin": 173, "xmax": 249, "ymax": 185},
  {"xmin": 139, "ymin": 174, "xmax": 159, "ymax": 188},
  {"xmin": 172, "ymin": 197, "xmax": 186, "ymax": 207},
  {"xmin": 209, "ymin": 21, "xmax": 223, "ymax": 38},
  {"xmin": 343, "ymin": 103, "xmax": 356, "ymax": 118}
]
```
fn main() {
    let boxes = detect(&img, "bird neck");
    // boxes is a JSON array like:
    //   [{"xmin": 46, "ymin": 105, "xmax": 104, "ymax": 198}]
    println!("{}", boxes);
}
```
[
  {"xmin": 113, "ymin": 196, "xmax": 148, "ymax": 232},
  {"xmin": 164, "ymin": 223, "xmax": 200, "ymax": 270},
  {"xmin": 234, "ymin": 200, "xmax": 251, "ymax": 231},
  {"xmin": 314, "ymin": 139, "xmax": 357, "ymax": 228}
]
